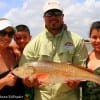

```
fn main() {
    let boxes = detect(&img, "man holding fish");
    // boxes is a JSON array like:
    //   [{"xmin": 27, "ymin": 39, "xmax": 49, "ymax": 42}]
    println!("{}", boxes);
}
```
[{"xmin": 19, "ymin": 0, "xmax": 88, "ymax": 100}]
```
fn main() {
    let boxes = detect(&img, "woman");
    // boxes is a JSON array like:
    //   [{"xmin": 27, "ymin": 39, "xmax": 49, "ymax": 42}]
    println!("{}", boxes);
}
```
[
  {"xmin": 0, "ymin": 18, "xmax": 25, "ymax": 99},
  {"xmin": 82, "ymin": 21, "xmax": 100, "ymax": 100}
]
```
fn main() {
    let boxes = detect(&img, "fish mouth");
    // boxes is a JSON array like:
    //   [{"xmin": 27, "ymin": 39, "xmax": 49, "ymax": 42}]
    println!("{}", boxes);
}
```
[{"xmin": 12, "ymin": 64, "xmax": 35, "ymax": 79}]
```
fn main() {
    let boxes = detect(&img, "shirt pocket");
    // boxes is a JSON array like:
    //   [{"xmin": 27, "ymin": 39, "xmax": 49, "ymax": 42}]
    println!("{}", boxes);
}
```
[{"xmin": 58, "ymin": 48, "xmax": 75, "ymax": 63}]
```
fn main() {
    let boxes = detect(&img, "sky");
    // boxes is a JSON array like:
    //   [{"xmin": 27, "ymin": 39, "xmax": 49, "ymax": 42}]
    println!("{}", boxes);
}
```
[{"xmin": 0, "ymin": 0, "xmax": 100, "ymax": 39}]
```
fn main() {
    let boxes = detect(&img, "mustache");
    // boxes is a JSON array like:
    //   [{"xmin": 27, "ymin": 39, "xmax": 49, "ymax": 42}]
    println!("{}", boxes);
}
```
[{"xmin": 50, "ymin": 19, "xmax": 59, "ymax": 22}]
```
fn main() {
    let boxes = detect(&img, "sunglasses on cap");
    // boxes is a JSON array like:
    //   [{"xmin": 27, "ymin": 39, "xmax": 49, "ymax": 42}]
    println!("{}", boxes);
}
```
[
  {"xmin": 0, "ymin": 29, "xmax": 15, "ymax": 38},
  {"xmin": 44, "ymin": 10, "xmax": 63, "ymax": 17}
]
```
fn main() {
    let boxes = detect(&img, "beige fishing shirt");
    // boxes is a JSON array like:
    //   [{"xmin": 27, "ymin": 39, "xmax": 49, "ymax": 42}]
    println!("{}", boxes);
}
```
[{"xmin": 19, "ymin": 28, "xmax": 88, "ymax": 100}]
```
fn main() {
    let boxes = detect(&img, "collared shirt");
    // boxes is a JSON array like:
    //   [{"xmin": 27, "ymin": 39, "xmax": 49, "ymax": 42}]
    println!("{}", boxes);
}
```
[{"xmin": 19, "ymin": 27, "xmax": 88, "ymax": 100}]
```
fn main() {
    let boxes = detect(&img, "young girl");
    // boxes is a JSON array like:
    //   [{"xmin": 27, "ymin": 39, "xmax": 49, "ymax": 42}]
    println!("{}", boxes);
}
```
[{"xmin": 82, "ymin": 21, "xmax": 100, "ymax": 100}]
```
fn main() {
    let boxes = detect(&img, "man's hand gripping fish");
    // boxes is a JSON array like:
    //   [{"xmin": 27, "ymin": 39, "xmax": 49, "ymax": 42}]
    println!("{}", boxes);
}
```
[{"xmin": 12, "ymin": 61, "xmax": 100, "ymax": 85}]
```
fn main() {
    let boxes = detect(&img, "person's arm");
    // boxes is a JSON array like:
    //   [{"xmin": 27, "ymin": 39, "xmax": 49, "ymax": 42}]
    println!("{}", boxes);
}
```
[
  {"xmin": 0, "ymin": 73, "xmax": 17, "ymax": 90},
  {"xmin": 0, "ymin": 78, "xmax": 6, "ymax": 90},
  {"xmin": 19, "ymin": 39, "xmax": 40, "ymax": 87},
  {"xmin": 73, "ymin": 39, "xmax": 88, "ymax": 66},
  {"xmin": 66, "ymin": 39, "xmax": 88, "ymax": 88}
]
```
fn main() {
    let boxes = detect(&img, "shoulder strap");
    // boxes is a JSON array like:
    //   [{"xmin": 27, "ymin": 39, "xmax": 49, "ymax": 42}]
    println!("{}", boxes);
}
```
[{"xmin": 0, "ymin": 70, "xmax": 10, "ymax": 79}]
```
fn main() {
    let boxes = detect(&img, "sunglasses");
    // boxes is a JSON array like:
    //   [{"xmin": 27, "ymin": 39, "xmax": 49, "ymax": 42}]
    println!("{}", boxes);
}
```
[
  {"xmin": 44, "ymin": 10, "xmax": 63, "ymax": 17},
  {"xmin": 0, "ymin": 30, "xmax": 15, "ymax": 38}
]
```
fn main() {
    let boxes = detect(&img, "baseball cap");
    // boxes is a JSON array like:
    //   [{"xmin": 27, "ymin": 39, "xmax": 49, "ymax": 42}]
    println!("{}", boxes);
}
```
[
  {"xmin": 43, "ymin": 0, "xmax": 63, "ymax": 13},
  {"xmin": 0, "ymin": 18, "xmax": 14, "ymax": 31}
]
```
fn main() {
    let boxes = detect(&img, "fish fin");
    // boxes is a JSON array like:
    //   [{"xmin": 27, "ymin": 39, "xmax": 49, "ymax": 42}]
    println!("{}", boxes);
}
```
[
  {"xmin": 36, "ymin": 73, "xmax": 60, "ymax": 84},
  {"xmin": 36, "ymin": 72, "xmax": 49, "ymax": 83},
  {"xmin": 28, "ymin": 74, "xmax": 37, "ymax": 82}
]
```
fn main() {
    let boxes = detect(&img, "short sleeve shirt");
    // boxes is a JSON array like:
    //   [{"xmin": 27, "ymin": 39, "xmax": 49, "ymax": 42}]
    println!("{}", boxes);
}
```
[{"xmin": 19, "ymin": 28, "xmax": 88, "ymax": 100}]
